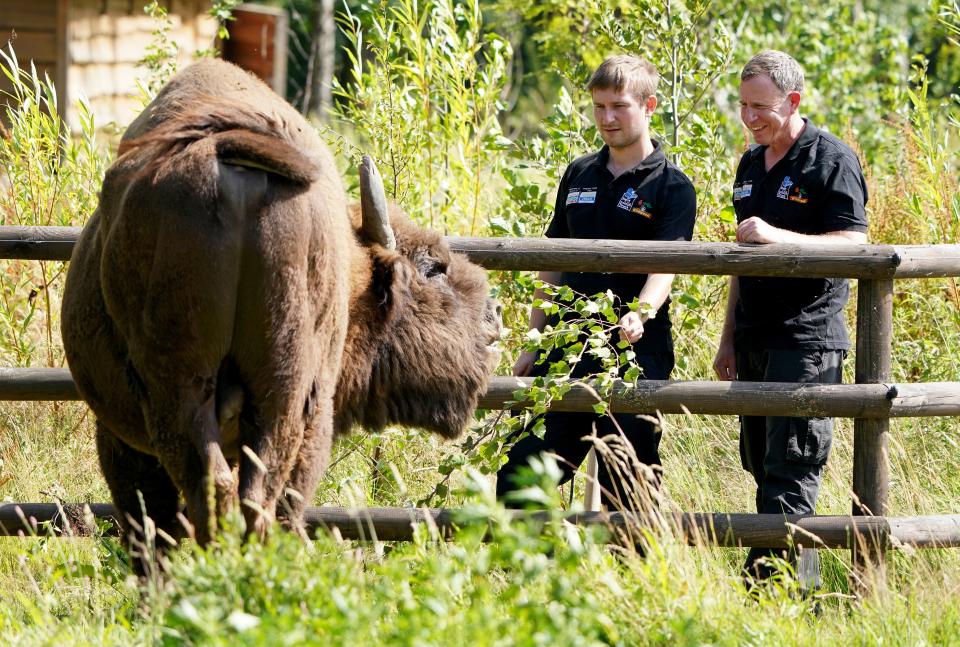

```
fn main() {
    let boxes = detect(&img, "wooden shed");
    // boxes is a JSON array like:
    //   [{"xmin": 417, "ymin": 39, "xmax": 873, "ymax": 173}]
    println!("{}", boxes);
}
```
[
  {"xmin": 0, "ymin": 0, "xmax": 68, "ymax": 111},
  {"xmin": 2, "ymin": 0, "xmax": 218, "ymax": 131},
  {"xmin": 221, "ymin": 3, "xmax": 288, "ymax": 96}
]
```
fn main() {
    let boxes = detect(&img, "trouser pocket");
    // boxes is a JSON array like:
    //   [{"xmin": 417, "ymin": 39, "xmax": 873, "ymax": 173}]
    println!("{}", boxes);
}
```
[{"xmin": 786, "ymin": 417, "xmax": 833, "ymax": 465}]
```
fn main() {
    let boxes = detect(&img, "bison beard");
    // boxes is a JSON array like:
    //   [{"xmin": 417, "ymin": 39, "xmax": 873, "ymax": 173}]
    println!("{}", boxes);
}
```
[{"xmin": 61, "ymin": 59, "xmax": 501, "ymax": 559}]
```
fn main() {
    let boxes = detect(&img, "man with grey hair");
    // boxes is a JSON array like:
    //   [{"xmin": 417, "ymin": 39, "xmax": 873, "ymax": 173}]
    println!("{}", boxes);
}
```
[
  {"xmin": 713, "ymin": 50, "xmax": 868, "ymax": 587},
  {"xmin": 497, "ymin": 54, "xmax": 696, "ymax": 508}
]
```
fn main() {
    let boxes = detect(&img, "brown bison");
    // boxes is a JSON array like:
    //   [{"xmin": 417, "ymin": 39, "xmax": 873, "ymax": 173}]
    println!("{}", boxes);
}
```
[{"xmin": 61, "ymin": 59, "xmax": 501, "ymax": 549}]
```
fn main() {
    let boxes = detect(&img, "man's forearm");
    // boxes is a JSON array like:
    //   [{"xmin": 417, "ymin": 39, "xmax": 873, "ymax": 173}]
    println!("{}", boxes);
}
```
[
  {"xmin": 636, "ymin": 273, "xmax": 676, "ymax": 320},
  {"xmin": 737, "ymin": 216, "xmax": 868, "ymax": 245},
  {"xmin": 720, "ymin": 275, "xmax": 739, "ymax": 343},
  {"xmin": 770, "ymin": 229, "xmax": 867, "ymax": 245}
]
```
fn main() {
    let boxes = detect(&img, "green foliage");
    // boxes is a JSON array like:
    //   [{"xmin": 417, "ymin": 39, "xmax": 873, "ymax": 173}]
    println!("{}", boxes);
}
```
[
  {"xmin": 333, "ymin": 0, "xmax": 511, "ymax": 235},
  {"xmin": 902, "ymin": 63, "xmax": 960, "ymax": 245},
  {"xmin": 144, "ymin": 472, "xmax": 625, "ymax": 646},
  {"xmin": 0, "ymin": 48, "xmax": 105, "ymax": 368},
  {"xmin": 5, "ymin": 481, "xmax": 960, "ymax": 645},
  {"xmin": 943, "ymin": 0, "xmax": 960, "ymax": 43},
  {"xmin": 883, "ymin": 62, "xmax": 960, "ymax": 387},
  {"xmin": 209, "ymin": 0, "xmax": 244, "ymax": 40},
  {"xmin": 916, "ymin": 0, "xmax": 960, "ymax": 98},
  {"xmin": 424, "ymin": 283, "xmax": 653, "ymax": 504},
  {"xmin": 137, "ymin": 1, "xmax": 181, "ymax": 101},
  {"xmin": 139, "ymin": 0, "xmax": 239, "ymax": 99}
]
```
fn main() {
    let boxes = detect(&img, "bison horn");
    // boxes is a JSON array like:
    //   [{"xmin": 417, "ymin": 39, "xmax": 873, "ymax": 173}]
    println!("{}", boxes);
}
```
[{"xmin": 359, "ymin": 155, "xmax": 396, "ymax": 250}]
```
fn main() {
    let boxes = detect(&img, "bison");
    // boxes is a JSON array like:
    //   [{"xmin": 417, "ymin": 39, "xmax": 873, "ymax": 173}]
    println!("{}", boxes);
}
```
[{"xmin": 61, "ymin": 59, "xmax": 502, "ymax": 550}]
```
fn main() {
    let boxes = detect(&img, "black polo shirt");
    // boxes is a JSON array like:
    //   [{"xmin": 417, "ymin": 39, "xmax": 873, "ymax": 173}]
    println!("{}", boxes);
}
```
[
  {"xmin": 544, "ymin": 141, "xmax": 696, "ymax": 355},
  {"xmin": 732, "ymin": 119, "xmax": 868, "ymax": 351}
]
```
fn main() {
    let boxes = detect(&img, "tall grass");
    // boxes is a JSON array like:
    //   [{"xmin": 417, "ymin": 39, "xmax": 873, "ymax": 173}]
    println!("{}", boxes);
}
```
[
  {"xmin": 3, "ymin": 472, "xmax": 960, "ymax": 645},
  {"xmin": 0, "ymin": 49, "xmax": 106, "ymax": 520},
  {"xmin": 0, "ymin": 48, "xmax": 104, "ymax": 369}
]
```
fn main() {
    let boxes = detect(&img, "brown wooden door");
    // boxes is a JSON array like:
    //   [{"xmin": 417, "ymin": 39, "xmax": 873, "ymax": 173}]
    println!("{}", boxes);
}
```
[{"xmin": 221, "ymin": 4, "xmax": 288, "ymax": 96}]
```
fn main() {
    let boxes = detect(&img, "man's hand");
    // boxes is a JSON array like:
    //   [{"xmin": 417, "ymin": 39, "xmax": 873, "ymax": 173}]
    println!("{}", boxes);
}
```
[
  {"xmin": 736, "ymin": 216, "xmax": 783, "ymax": 244},
  {"xmin": 513, "ymin": 350, "xmax": 537, "ymax": 377},
  {"xmin": 618, "ymin": 311, "xmax": 645, "ymax": 344},
  {"xmin": 713, "ymin": 339, "xmax": 737, "ymax": 381}
]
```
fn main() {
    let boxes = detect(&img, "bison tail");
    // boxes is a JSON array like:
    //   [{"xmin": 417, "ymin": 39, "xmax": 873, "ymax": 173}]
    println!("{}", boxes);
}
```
[
  {"xmin": 214, "ymin": 130, "xmax": 320, "ymax": 185},
  {"xmin": 118, "ymin": 98, "xmax": 320, "ymax": 185}
]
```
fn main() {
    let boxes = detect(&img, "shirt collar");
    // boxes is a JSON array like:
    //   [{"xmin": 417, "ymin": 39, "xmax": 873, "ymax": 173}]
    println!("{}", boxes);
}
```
[
  {"xmin": 747, "ymin": 118, "xmax": 818, "ymax": 166},
  {"xmin": 783, "ymin": 118, "xmax": 818, "ymax": 163},
  {"xmin": 595, "ymin": 140, "xmax": 666, "ymax": 175}
]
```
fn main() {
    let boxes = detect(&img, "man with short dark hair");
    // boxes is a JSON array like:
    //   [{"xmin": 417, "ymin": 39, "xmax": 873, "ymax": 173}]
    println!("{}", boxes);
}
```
[
  {"xmin": 497, "ymin": 55, "xmax": 696, "ymax": 507},
  {"xmin": 713, "ymin": 50, "xmax": 868, "ymax": 586}
]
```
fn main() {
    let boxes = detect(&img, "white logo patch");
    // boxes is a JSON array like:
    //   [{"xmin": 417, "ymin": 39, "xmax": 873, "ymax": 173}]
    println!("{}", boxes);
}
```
[
  {"xmin": 617, "ymin": 187, "xmax": 638, "ymax": 211},
  {"xmin": 577, "ymin": 190, "xmax": 597, "ymax": 204},
  {"xmin": 566, "ymin": 190, "xmax": 580, "ymax": 205},
  {"xmin": 776, "ymin": 176, "xmax": 793, "ymax": 200},
  {"xmin": 733, "ymin": 182, "xmax": 752, "ymax": 201}
]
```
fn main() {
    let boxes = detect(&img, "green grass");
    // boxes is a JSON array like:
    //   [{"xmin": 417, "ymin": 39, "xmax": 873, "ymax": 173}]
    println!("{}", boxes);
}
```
[
  {"xmin": 2, "ymin": 491, "xmax": 960, "ymax": 645},
  {"xmin": 3, "ymin": 383, "xmax": 960, "ymax": 645}
]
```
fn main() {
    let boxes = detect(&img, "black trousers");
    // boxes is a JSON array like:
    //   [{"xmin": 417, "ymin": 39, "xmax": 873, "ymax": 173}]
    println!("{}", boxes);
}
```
[
  {"xmin": 736, "ymin": 348, "xmax": 844, "ymax": 581},
  {"xmin": 496, "ymin": 352, "xmax": 674, "ymax": 508}
]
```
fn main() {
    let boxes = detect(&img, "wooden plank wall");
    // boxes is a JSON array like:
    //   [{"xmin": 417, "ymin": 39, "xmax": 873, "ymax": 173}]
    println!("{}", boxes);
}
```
[
  {"xmin": 67, "ymin": 0, "xmax": 218, "ymax": 130},
  {"xmin": 3, "ymin": 2, "xmax": 294, "ymax": 132},
  {"xmin": 0, "ymin": 0, "xmax": 62, "ymax": 121}
]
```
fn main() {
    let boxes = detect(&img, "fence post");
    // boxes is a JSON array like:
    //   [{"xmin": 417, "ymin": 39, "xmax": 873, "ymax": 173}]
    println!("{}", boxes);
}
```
[
  {"xmin": 852, "ymin": 278, "xmax": 893, "ymax": 584},
  {"xmin": 583, "ymin": 448, "xmax": 601, "ymax": 512}
]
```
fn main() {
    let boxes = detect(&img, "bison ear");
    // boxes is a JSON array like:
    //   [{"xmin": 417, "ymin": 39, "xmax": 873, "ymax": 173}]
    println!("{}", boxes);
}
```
[
  {"xmin": 370, "ymin": 253, "xmax": 412, "ymax": 322},
  {"xmin": 359, "ymin": 156, "xmax": 396, "ymax": 250}
]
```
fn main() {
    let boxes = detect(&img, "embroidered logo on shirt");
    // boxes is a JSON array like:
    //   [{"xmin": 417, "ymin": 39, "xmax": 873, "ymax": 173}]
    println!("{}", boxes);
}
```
[
  {"xmin": 776, "ymin": 176, "xmax": 793, "ymax": 200},
  {"xmin": 631, "ymin": 200, "xmax": 654, "ymax": 219},
  {"xmin": 577, "ymin": 189, "xmax": 597, "ymax": 204},
  {"xmin": 788, "ymin": 185, "xmax": 809, "ymax": 204},
  {"xmin": 617, "ymin": 188, "xmax": 638, "ymax": 211},
  {"xmin": 566, "ymin": 190, "xmax": 580, "ymax": 205},
  {"xmin": 733, "ymin": 182, "xmax": 752, "ymax": 201}
]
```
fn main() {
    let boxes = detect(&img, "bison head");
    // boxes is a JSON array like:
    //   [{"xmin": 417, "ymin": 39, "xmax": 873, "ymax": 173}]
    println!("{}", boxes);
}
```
[{"xmin": 336, "ymin": 157, "xmax": 502, "ymax": 438}]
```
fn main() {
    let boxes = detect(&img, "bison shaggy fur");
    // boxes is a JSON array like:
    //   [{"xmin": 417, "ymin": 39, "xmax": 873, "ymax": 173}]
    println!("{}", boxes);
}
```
[{"xmin": 61, "ymin": 59, "xmax": 501, "ymax": 549}]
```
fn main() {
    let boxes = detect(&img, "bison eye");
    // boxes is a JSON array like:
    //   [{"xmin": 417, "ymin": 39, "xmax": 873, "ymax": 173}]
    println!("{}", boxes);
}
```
[
  {"xmin": 425, "ymin": 261, "xmax": 447, "ymax": 279},
  {"xmin": 418, "ymin": 256, "xmax": 447, "ymax": 279}
]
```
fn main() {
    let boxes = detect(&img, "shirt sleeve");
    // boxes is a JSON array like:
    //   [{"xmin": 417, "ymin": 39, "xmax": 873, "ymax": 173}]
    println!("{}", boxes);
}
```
[
  {"xmin": 653, "ymin": 174, "xmax": 697, "ymax": 242},
  {"xmin": 821, "ymin": 156, "xmax": 868, "ymax": 233},
  {"xmin": 732, "ymin": 148, "xmax": 755, "ymax": 223},
  {"xmin": 544, "ymin": 164, "xmax": 572, "ymax": 239}
]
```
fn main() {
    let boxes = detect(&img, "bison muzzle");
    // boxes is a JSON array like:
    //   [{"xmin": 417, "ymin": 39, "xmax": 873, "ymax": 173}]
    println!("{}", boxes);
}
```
[{"xmin": 61, "ymin": 59, "xmax": 501, "ymax": 551}]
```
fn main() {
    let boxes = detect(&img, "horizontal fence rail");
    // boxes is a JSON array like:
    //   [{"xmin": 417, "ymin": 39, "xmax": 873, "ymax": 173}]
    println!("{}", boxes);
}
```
[
  {"xmin": 4, "ymin": 227, "xmax": 960, "ymax": 278},
  {"xmin": 481, "ymin": 377, "xmax": 960, "ymax": 418},
  {"xmin": 0, "ymin": 226, "xmax": 81, "ymax": 261},
  {"xmin": 6, "ymin": 368, "xmax": 960, "ymax": 419},
  {"xmin": 2, "ymin": 503, "xmax": 959, "ymax": 549},
  {"xmin": 450, "ymin": 238, "xmax": 960, "ymax": 279}
]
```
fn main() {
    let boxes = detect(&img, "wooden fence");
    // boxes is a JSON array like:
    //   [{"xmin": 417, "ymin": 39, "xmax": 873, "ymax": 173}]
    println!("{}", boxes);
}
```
[{"xmin": 2, "ymin": 226, "xmax": 960, "ymax": 574}]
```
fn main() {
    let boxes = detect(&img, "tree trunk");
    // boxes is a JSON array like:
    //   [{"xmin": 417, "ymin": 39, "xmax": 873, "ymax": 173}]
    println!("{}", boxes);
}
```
[{"xmin": 306, "ymin": 0, "xmax": 335, "ymax": 119}]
